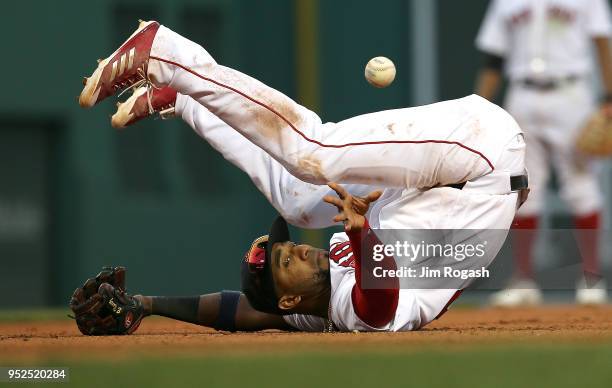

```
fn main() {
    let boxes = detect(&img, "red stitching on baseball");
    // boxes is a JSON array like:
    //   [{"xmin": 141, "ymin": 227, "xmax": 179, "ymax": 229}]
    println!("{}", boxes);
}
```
[{"xmin": 149, "ymin": 56, "xmax": 495, "ymax": 171}]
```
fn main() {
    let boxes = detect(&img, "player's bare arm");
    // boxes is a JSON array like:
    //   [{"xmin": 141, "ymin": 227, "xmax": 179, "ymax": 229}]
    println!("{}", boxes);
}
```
[
  {"xmin": 135, "ymin": 293, "xmax": 291, "ymax": 331},
  {"xmin": 593, "ymin": 36, "xmax": 612, "ymax": 117},
  {"xmin": 475, "ymin": 53, "xmax": 504, "ymax": 101},
  {"xmin": 475, "ymin": 67, "xmax": 502, "ymax": 101},
  {"xmin": 69, "ymin": 266, "xmax": 292, "ymax": 334}
]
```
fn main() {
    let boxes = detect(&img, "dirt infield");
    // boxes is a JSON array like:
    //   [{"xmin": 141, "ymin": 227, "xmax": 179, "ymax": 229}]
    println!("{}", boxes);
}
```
[{"xmin": 2, "ymin": 305, "xmax": 611, "ymax": 362}]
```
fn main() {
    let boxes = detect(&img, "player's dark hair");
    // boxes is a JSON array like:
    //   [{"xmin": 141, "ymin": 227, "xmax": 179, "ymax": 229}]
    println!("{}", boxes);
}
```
[{"xmin": 241, "ymin": 268, "xmax": 286, "ymax": 315}]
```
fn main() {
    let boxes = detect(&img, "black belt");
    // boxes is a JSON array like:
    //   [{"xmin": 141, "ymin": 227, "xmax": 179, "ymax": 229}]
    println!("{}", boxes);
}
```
[
  {"xmin": 517, "ymin": 75, "xmax": 579, "ymax": 91},
  {"xmin": 510, "ymin": 174, "xmax": 528, "ymax": 191},
  {"xmin": 446, "ymin": 174, "xmax": 528, "ymax": 191}
]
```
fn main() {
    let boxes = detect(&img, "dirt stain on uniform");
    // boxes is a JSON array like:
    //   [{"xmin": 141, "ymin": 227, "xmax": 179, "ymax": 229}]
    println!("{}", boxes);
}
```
[
  {"xmin": 470, "ymin": 119, "xmax": 482, "ymax": 137},
  {"xmin": 298, "ymin": 156, "xmax": 326, "ymax": 182},
  {"xmin": 338, "ymin": 172, "xmax": 385, "ymax": 185},
  {"xmin": 387, "ymin": 123, "xmax": 396, "ymax": 135},
  {"xmin": 214, "ymin": 67, "xmax": 302, "ymax": 143},
  {"xmin": 285, "ymin": 188, "xmax": 300, "ymax": 197},
  {"xmin": 299, "ymin": 213, "xmax": 311, "ymax": 225},
  {"xmin": 246, "ymin": 90, "xmax": 302, "ymax": 143}
]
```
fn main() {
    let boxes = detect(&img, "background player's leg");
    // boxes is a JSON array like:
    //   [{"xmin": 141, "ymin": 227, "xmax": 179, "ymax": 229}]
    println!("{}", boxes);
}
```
[
  {"xmin": 513, "ymin": 134, "xmax": 550, "ymax": 280},
  {"xmin": 489, "ymin": 132, "xmax": 548, "ymax": 307},
  {"xmin": 147, "ymin": 25, "xmax": 494, "ymax": 189},
  {"xmin": 545, "ymin": 78, "xmax": 607, "ymax": 304},
  {"xmin": 555, "ymin": 147, "xmax": 606, "ymax": 304},
  {"xmin": 177, "ymin": 94, "xmax": 378, "ymax": 228}
]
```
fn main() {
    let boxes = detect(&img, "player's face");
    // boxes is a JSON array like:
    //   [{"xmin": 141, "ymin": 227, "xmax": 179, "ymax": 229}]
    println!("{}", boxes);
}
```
[{"xmin": 270, "ymin": 241, "xmax": 330, "ymax": 303}]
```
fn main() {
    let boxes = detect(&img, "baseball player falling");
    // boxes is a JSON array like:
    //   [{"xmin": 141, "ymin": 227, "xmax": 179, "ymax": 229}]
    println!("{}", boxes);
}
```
[
  {"xmin": 71, "ymin": 21, "xmax": 528, "ymax": 334},
  {"xmin": 475, "ymin": 0, "xmax": 612, "ymax": 306}
]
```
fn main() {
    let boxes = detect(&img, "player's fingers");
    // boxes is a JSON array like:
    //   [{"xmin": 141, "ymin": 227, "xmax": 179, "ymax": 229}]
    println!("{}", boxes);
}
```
[
  {"xmin": 351, "ymin": 197, "xmax": 367, "ymax": 210},
  {"xmin": 327, "ymin": 182, "xmax": 347, "ymax": 199},
  {"xmin": 364, "ymin": 190, "xmax": 383, "ymax": 203},
  {"xmin": 333, "ymin": 213, "xmax": 347, "ymax": 223},
  {"xmin": 323, "ymin": 195, "xmax": 344, "ymax": 210},
  {"xmin": 326, "ymin": 182, "xmax": 342, "ymax": 198},
  {"xmin": 346, "ymin": 213, "xmax": 361, "ymax": 232}
]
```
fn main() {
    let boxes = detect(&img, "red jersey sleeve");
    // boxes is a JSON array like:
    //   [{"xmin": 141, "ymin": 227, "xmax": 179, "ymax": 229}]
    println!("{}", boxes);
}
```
[{"xmin": 347, "ymin": 219, "xmax": 399, "ymax": 328}]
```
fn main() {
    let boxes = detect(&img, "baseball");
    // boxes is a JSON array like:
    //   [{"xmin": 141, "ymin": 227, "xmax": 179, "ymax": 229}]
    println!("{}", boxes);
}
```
[{"xmin": 364, "ymin": 56, "xmax": 396, "ymax": 88}]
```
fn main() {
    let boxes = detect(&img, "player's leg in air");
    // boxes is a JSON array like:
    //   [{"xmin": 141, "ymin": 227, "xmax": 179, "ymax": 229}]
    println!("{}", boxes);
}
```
[
  {"xmin": 79, "ymin": 21, "xmax": 522, "ymax": 192},
  {"xmin": 106, "ymin": 84, "xmax": 377, "ymax": 229}
]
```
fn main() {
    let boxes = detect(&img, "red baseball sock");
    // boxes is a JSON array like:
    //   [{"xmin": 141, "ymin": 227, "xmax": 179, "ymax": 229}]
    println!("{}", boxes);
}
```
[
  {"xmin": 511, "ymin": 216, "xmax": 539, "ymax": 279},
  {"xmin": 574, "ymin": 212, "xmax": 600, "ymax": 281}
]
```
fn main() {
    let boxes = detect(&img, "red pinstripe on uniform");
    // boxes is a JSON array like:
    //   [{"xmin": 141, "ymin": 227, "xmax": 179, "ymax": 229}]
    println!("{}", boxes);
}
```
[{"xmin": 149, "ymin": 56, "xmax": 495, "ymax": 172}]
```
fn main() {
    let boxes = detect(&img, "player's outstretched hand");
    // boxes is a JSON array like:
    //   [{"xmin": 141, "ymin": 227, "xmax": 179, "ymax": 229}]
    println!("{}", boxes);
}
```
[{"xmin": 323, "ymin": 182, "xmax": 382, "ymax": 232}]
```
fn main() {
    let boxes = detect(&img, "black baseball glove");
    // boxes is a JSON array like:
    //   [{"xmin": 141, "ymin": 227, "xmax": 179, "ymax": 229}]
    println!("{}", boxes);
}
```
[{"xmin": 69, "ymin": 266, "xmax": 145, "ymax": 335}]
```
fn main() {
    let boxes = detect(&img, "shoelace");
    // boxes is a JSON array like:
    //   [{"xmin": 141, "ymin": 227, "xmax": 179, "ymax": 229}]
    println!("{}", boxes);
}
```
[
  {"xmin": 115, "ymin": 66, "xmax": 147, "ymax": 94},
  {"xmin": 117, "ymin": 66, "xmax": 161, "ymax": 115}
]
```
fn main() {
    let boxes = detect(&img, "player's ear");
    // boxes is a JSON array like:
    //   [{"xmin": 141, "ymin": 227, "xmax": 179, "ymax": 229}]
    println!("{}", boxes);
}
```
[{"xmin": 278, "ymin": 295, "xmax": 301, "ymax": 310}]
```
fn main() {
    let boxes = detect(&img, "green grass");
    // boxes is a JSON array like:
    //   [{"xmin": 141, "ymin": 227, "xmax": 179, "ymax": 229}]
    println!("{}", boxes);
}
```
[
  {"xmin": 8, "ymin": 344, "xmax": 612, "ymax": 388},
  {"xmin": 0, "ymin": 308, "xmax": 70, "ymax": 322}
]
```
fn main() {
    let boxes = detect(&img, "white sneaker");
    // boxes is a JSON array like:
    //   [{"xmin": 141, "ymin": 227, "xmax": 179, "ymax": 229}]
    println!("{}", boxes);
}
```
[
  {"xmin": 489, "ymin": 279, "xmax": 543, "ymax": 307},
  {"xmin": 576, "ymin": 278, "xmax": 607, "ymax": 305}
]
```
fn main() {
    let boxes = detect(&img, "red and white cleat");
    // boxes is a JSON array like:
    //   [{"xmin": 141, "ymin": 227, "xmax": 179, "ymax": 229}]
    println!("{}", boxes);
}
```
[
  {"xmin": 111, "ymin": 86, "xmax": 177, "ymax": 128},
  {"xmin": 79, "ymin": 20, "xmax": 160, "ymax": 108}
]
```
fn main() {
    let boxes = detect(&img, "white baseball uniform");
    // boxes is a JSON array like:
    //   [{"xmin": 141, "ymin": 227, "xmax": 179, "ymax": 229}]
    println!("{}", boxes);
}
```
[
  {"xmin": 476, "ymin": 0, "xmax": 612, "ymax": 216},
  {"xmin": 150, "ymin": 25, "xmax": 526, "ymax": 331},
  {"xmin": 283, "ymin": 232, "xmax": 463, "ymax": 332}
]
